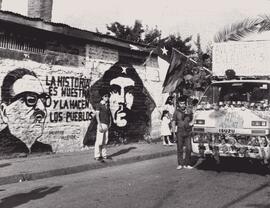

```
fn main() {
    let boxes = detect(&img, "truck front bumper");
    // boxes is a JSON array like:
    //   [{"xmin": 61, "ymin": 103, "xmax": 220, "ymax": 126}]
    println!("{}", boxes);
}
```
[{"xmin": 191, "ymin": 133, "xmax": 270, "ymax": 161}]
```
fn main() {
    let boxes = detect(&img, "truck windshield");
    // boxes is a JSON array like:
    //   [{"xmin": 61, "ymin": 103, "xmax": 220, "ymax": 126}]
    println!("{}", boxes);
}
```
[{"xmin": 200, "ymin": 82, "xmax": 270, "ymax": 104}]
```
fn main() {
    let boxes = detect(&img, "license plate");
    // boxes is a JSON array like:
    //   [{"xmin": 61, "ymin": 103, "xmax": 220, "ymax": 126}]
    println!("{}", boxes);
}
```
[{"xmin": 219, "ymin": 128, "xmax": 235, "ymax": 134}]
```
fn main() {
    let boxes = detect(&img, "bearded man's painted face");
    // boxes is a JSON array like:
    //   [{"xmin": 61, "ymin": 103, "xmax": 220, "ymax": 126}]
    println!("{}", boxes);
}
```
[
  {"xmin": 1, "ymin": 74, "xmax": 51, "ymax": 148},
  {"xmin": 109, "ymin": 77, "xmax": 135, "ymax": 127}
]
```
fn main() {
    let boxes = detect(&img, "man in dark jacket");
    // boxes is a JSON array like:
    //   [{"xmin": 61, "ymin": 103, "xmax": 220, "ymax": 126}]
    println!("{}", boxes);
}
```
[{"xmin": 172, "ymin": 96, "xmax": 193, "ymax": 170}]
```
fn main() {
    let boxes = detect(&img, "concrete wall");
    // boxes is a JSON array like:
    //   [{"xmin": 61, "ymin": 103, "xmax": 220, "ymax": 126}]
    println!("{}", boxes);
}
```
[{"xmin": 0, "ymin": 34, "xmax": 165, "ymax": 155}]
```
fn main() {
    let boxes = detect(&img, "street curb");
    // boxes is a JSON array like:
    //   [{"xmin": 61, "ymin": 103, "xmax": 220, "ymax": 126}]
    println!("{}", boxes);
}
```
[{"xmin": 0, "ymin": 149, "xmax": 176, "ymax": 186}]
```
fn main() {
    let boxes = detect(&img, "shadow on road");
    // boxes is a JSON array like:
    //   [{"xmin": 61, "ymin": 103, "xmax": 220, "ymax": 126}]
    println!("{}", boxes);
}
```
[
  {"xmin": 245, "ymin": 202, "xmax": 270, "ymax": 208},
  {"xmin": 109, "ymin": 147, "xmax": 137, "ymax": 157},
  {"xmin": 220, "ymin": 183, "xmax": 270, "ymax": 208},
  {"xmin": 193, "ymin": 157, "xmax": 270, "ymax": 175},
  {"xmin": 0, "ymin": 163, "xmax": 11, "ymax": 168},
  {"xmin": 0, "ymin": 186, "xmax": 62, "ymax": 208}
]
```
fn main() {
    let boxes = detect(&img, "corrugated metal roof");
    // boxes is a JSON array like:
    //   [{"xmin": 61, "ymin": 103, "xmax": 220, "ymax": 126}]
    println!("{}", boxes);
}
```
[{"xmin": 0, "ymin": 10, "xmax": 152, "ymax": 53}]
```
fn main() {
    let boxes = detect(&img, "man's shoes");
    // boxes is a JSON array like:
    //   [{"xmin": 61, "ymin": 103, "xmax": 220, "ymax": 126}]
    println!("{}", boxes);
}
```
[
  {"xmin": 176, "ymin": 165, "xmax": 183, "ymax": 170},
  {"xmin": 103, "ymin": 156, "xmax": 112, "ymax": 160},
  {"xmin": 95, "ymin": 157, "xmax": 105, "ymax": 163},
  {"xmin": 184, "ymin": 165, "xmax": 193, "ymax": 169}
]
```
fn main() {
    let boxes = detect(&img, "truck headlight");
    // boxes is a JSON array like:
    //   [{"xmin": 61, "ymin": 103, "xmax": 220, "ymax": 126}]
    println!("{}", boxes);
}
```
[
  {"xmin": 193, "ymin": 135, "xmax": 200, "ymax": 143},
  {"xmin": 195, "ymin": 119, "xmax": 205, "ymax": 125}
]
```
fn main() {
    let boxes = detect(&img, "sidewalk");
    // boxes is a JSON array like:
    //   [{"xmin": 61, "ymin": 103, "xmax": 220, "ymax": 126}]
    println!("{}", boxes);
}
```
[{"xmin": 0, "ymin": 142, "xmax": 176, "ymax": 186}]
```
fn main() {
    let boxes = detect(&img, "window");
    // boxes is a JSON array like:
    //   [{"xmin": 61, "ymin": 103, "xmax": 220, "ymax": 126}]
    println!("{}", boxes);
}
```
[{"xmin": 199, "ymin": 82, "xmax": 270, "ymax": 105}]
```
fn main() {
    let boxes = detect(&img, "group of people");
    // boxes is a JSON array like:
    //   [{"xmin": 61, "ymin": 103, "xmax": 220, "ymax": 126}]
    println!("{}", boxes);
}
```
[
  {"xmin": 161, "ymin": 94, "xmax": 195, "ymax": 170},
  {"xmin": 94, "ymin": 88, "xmax": 195, "ymax": 170},
  {"xmin": 94, "ymin": 90, "xmax": 195, "ymax": 170},
  {"xmin": 93, "ymin": 61, "xmax": 197, "ymax": 169}
]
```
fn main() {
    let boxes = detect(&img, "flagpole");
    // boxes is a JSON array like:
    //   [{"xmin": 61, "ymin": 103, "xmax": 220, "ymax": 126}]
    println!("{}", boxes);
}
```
[
  {"xmin": 142, "ymin": 49, "xmax": 154, "ymax": 66},
  {"xmin": 172, "ymin": 48, "xmax": 212, "ymax": 74}
]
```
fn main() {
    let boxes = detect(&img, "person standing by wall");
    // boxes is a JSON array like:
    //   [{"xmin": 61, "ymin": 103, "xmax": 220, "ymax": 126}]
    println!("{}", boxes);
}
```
[
  {"xmin": 163, "ymin": 95, "xmax": 176, "ymax": 143},
  {"xmin": 160, "ymin": 110, "xmax": 173, "ymax": 146},
  {"xmin": 164, "ymin": 96, "xmax": 175, "ymax": 118},
  {"xmin": 94, "ymin": 89, "xmax": 111, "ymax": 162},
  {"xmin": 172, "ymin": 96, "xmax": 194, "ymax": 170}
]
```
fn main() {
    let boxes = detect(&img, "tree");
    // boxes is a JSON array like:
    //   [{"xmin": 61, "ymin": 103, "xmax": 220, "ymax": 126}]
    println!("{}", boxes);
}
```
[
  {"xmin": 105, "ymin": 20, "xmax": 194, "ymax": 56},
  {"xmin": 193, "ymin": 34, "xmax": 212, "ymax": 70},
  {"xmin": 259, "ymin": 15, "xmax": 270, "ymax": 32},
  {"xmin": 143, "ymin": 25, "xmax": 162, "ymax": 45},
  {"xmin": 213, "ymin": 15, "xmax": 270, "ymax": 43},
  {"xmin": 194, "ymin": 33, "xmax": 203, "ymax": 65},
  {"xmin": 131, "ymin": 20, "xmax": 144, "ymax": 43},
  {"xmin": 106, "ymin": 20, "xmax": 144, "ymax": 43},
  {"xmin": 162, "ymin": 33, "xmax": 194, "ymax": 56},
  {"xmin": 204, "ymin": 42, "xmax": 212, "ymax": 70}
]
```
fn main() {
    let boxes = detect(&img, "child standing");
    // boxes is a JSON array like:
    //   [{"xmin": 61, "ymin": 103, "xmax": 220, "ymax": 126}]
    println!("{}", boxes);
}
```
[
  {"xmin": 160, "ymin": 110, "xmax": 173, "ymax": 146},
  {"xmin": 164, "ymin": 96, "xmax": 176, "ymax": 143}
]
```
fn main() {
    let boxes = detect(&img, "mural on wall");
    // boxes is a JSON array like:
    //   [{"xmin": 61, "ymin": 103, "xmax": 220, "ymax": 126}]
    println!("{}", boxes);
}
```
[
  {"xmin": 0, "ymin": 59, "xmax": 158, "ymax": 155},
  {"xmin": 43, "ymin": 65, "xmax": 95, "ymax": 151},
  {"xmin": 0, "ymin": 68, "xmax": 52, "ymax": 155},
  {"xmin": 85, "ymin": 61, "xmax": 156, "ymax": 144},
  {"xmin": 45, "ymin": 74, "xmax": 94, "ymax": 123},
  {"xmin": 0, "ymin": 60, "xmax": 96, "ymax": 155}
]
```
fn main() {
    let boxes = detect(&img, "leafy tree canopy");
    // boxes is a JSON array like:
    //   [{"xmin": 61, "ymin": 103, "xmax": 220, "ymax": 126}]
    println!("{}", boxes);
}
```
[
  {"xmin": 106, "ymin": 20, "xmax": 144, "ymax": 43},
  {"xmin": 213, "ymin": 15, "xmax": 270, "ymax": 43},
  {"xmin": 106, "ymin": 20, "xmax": 194, "ymax": 55}
]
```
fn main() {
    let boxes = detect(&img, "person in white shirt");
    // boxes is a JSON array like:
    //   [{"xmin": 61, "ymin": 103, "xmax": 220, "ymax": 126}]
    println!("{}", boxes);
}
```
[
  {"xmin": 163, "ymin": 96, "xmax": 176, "ymax": 143},
  {"xmin": 160, "ymin": 110, "xmax": 173, "ymax": 146}
]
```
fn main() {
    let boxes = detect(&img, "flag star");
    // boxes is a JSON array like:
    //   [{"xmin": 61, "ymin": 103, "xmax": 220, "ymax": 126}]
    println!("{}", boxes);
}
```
[
  {"xmin": 121, "ymin": 67, "xmax": 127, "ymax": 74},
  {"xmin": 161, "ymin": 47, "xmax": 168, "ymax": 55}
]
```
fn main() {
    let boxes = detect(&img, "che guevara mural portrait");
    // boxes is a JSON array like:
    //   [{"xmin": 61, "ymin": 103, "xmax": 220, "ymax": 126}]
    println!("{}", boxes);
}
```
[{"xmin": 85, "ymin": 61, "xmax": 156, "ymax": 145}]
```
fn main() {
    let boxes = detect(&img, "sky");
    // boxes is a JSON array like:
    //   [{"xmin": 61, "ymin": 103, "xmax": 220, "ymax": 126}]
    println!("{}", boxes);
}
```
[{"xmin": 2, "ymin": 0, "xmax": 270, "ymax": 49}]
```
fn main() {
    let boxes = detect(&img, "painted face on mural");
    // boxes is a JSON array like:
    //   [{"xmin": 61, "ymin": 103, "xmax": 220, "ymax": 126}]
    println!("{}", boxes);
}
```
[
  {"xmin": 0, "ymin": 69, "xmax": 51, "ymax": 149},
  {"xmin": 109, "ymin": 76, "xmax": 135, "ymax": 127},
  {"xmin": 96, "ymin": 63, "xmax": 145, "ymax": 129},
  {"xmin": 88, "ymin": 61, "xmax": 156, "ymax": 143}
]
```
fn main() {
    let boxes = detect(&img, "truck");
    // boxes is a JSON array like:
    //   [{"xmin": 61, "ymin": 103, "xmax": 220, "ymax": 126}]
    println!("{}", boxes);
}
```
[{"xmin": 191, "ymin": 40, "xmax": 270, "ymax": 165}]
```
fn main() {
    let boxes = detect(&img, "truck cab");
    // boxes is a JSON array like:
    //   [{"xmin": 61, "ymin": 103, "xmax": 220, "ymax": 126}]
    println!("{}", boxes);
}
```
[{"xmin": 191, "ymin": 79, "xmax": 270, "ymax": 163}]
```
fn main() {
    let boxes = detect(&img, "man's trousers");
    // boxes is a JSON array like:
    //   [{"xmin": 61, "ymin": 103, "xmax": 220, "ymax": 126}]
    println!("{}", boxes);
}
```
[
  {"xmin": 176, "ymin": 132, "xmax": 192, "ymax": 166},
  {"xmin": 94, "ymin": 123, "xmax": 109, "ymax": 159}
]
